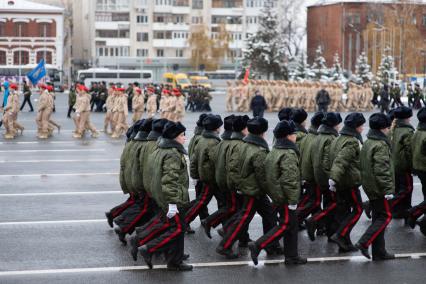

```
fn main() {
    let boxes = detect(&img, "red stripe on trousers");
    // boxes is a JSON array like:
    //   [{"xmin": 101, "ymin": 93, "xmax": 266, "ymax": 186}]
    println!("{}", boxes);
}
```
[
  {"xmin": 111, "ymin": 198, "xmax": 135, "ymax": 218},
  {"xmin": 223, "ymin": 197, "xmax": 255, "ymax": 250},
  {"xmin": 122, "ymin": 195, "xmax": 149, "ymax": 233},
  {"xmin": 340, "ymin": 188, "xmax": 363, "ymax": 237},
  {"xmin": 184, "ymin": 185, "xmax": 210, "ymax": 224},
  {"xmin": 149, "ymin": 214, "xmax": 182, "ymax": 253},
  {"xmin": 391, "ymin": 173, "xmax": 413, "ymax": 208},
  {"xmin": 210, "ymin": 192, "xmax": 237, "ymax": 228},
  {"xmin": 298, "ymin": 193, "xmax": 310, "ymax": 209},
  {"xmin": 313, "ymin": 200, "xmax": 337, "ymax": 222},
  {"xmin": 301, "ymin": 185, "xmax": 321, "ymax": 216},
  {"xmin": 139, "ymin": 219, "xmax": 170, "ymax": 246},
  {"xmin": 138, "ymin": 216, "xmax": 161, "ymax": 246},
  {"xmin": 365, "ymin": 199, "xmax": 392, "ymax": 247},
  {"xmin": 259, "ymin": 205, "xmax": 289, "ymax": 249}
]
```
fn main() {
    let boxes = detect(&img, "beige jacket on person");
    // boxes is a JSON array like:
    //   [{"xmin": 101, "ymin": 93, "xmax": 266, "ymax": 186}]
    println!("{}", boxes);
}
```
[{"xmin": 132, "ymin": 93, "xmax": 145, "ymax": 112}]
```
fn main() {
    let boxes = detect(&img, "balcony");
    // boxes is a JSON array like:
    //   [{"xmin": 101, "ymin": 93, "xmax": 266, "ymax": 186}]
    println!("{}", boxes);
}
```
[
  {"xmin": 0, "ymin": 37, "xmax": 57, "ymax": 45},
  {"xmin": 152, "ymin": 38, "xmax": 187, "ymax": 48},
  {"xmin": 211, "ymin": 8, "xmax": 243, "ymax": 16},
  {"xmin": 152, "ymin": 22, "xmax": 189, "ymax": 31},
  {"xmin": 94, "ymin": 38, "xmax": 130, "ymax": 46},
  {"xmin": 95, "ymin": 21, "xmax": 130, "ymax": 30}
]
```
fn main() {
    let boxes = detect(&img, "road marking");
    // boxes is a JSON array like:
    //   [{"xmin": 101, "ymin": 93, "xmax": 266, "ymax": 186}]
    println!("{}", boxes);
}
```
[
  {"xmin": 0, "ymin": 172, "xmax": 118, "ymax": 178},
  {"xmin": 0, "ymin": 159, "xmax": 120, "ymax": 163},
  {"xmin": 0, "ymin": 141, "xmax": 124, "ymax": 145},
  {"xmin": 0, "ymin": 149, "xmax": 106, "ymax": 153},
  {"xmin": 0, "ymin": 253, "xmax": 424, "ymax": 276},
  {"xmin": 0, "ymin": 219, "xmax": 106, "ymax": 226}
]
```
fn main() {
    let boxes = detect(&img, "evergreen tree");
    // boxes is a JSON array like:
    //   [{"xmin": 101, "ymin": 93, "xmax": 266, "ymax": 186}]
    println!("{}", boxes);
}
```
[
  {"xmin": 354, "ymin": 52, "xmax": 373, "ymax": 84},
  {"xmin": 290, "ymin": 54, "xmax": 313, "ymax": 81},
  {"xmin": 311, "ymin": 46, "xmax": 330, "ymax": 81},
  {"xmin": 377, "ymin": 48, "xmax": 398, "ymax": 85},
  {"xmin": 242, "ymin": 0, "xmax": 287, "ymax": 79},
  {"xmin": 330, "ymin": 53, "xmax": 345, "ymax": 82}
]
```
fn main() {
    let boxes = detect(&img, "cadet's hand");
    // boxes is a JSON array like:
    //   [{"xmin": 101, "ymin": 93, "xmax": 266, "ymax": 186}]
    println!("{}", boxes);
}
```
[
  {"xmin": 385, "ymin": 194, "xmax": 394, "ymax": 200},
  {"xmin": 192, "ymin": 179, "xmax": 198, "ymax": 186},
  {"xmin": 167, "ymin": 204, "xmax": 179, "ymax": 219},
  {"xmin": 288, "ymin": 204, "xmax": 297, "ymax": 210},
  {"xmin": 328, "ymin": 179, "xmax": 336, "ymax": 192}
]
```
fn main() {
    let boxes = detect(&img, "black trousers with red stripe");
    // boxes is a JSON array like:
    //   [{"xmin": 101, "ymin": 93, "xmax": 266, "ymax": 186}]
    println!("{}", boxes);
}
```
[
  {"xmin": 296, "ymin": 182, "xmax": 321, "ymax": 223},
  {"xmin": 255, "ymin": 205, "xmax": 298, "ymax": 258},
  {"xmin": 195, "ymin": 180, "xmax": 209, "ymax": 220},
  {"xmin": 392, "ymin": 173, "xmax": 413, "ymax": 216},
  {"xmin": 334, "ymin": 188, "xmax": 363, "ymax": 239},
  {"xmin": 219, "ymin": 195, "xmax": 276, "ymax": 250},
  {"xmin": 409, "ymin": 171, "xmax": 426, "ymax": 220},
  {"xmin": 184, "ymin": 183, "xmax": 225, "ymax": 225},
  {"xmin": 108, "ymin": 193, "xmax": 137, "ymax": 219},
  {"xmin": 358, "ymin": 198, "xmax": 392, "ymax": 256},
  {"xmin": 308, "ymin": 189, "xmax": 338, "ymax": 237},
  {"xmin": 113, "ymin": 195, "xmax": 155, "ymax": 234},
  {"xmin": 135, "ymin": 211, "xmax": 171, "ymax": 247},
  {"xmin": 145, "ymin": 213, "xmax": 185, "ymax": 265},
  {"xmin": 204, "ymin": 191, "xmax": 238, "ymax": 228}
]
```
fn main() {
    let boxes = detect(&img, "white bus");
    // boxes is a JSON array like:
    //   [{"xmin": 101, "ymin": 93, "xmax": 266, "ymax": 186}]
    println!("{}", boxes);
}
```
[
  {"xmin": 204, "ymin": 70, "xmax": 238, "ymax": 89},
  {"xmin": 77, "ymin": 68, "xmax": 153, "ymax": 87},
  {"xmin": 0, "ymin": 64, "xmax": 63, "ymax": 91}
]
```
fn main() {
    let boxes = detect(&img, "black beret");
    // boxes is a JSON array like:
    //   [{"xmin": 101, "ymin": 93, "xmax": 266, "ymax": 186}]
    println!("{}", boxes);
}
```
[
  {"xmin": 344, "ymin": 113, "xmax": 366, "ymax": 128},
  {"xmin": 162, "ymin": 121, "xmax": 186, "ymax": 139},
  {"xmin": 247, "ymin": 117, "xmax": 268, "ymax": 135},
  {"xmin": 152, "ymin": 119, "xmax": 169, "ymax": 133},
  {"xmin": 232, "ymin": 115, "xmax": 250, "ymax": 132},
  {"xmin": 224, "ymin": 115, "xmax": 235, "ymax": 131},
  {"xmin": 290, "ymin": 108, "xmax": 308, "ymax": 124},
  {"xmin": 278, "ymin": 107, "xmax": 294, "ymax": 121},
  {"xmin": 418, "ymin": 107, "xmax": 426, "ymax": 123},
  {"xmin": 273, "ymin": 120, "xmax": 296, "ymax": 138},
  {"xmin": 196, "ymin": 113, "xmax": 209, "ymax": 127},
  {"xmin": 394, "ymin": 106, "xmax": 413, "ymax": 119},
  {"xmin": 310, "ymin": 112, "xmax": 325, "ymax": 127},
  {"xmin": 203, "ymin": 114, "xmax": 223, "ymax": 131},
  {"xmin": 321, "ymin": 112, "xmax": 342, "ymax": 127},
  {"xmin": 369, "ymin": 113, "xmax": 392, "ymax": 130},
  {"xmin": 140, "ymin": 118, "xmax": 153, "ymax": 133}
]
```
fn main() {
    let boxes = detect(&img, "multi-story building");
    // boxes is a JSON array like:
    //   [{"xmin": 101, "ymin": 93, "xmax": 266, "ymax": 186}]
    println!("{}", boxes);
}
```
[
  {"xmin": 72, "ymin": 0, "xmax": 275, "ymax": 81},
  {"xmin": 307, "ymin": 1, "xmax": 426, "ymax": 75},
  {"xmin": 0, "ymin": 0, "xmax": 64, "ymax": 81}
]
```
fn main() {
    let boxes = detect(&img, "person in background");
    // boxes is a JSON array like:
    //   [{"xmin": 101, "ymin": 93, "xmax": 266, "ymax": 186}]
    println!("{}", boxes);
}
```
[{"xmin": 20, "ymin": 80, "xmax": 34, "ymax": 112}]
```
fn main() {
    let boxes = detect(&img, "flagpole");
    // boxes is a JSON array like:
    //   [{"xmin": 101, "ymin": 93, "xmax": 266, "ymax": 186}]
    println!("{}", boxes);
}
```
[{"xmin": 18, "ymin": 24, "xmax": 22, "ymax": 92}]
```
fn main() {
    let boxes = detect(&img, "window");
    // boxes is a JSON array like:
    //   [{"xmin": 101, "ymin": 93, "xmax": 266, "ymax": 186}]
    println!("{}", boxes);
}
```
[
  {"xmin": 176, "ymin": 49, "xmax": 183, "ymax": 57},
  {"xmin": 192, "ymin": 16, "xmax": 203, "ymax": 24},
  {"xmin": 36, "ymin": 51, "xmax": 52, "ymax": 64},
  {"xmin": 39, "ymin": 23, "xmax": 52, "ymax": 37},
  {"xmin": 137, "ymin": 32, "xmax": 149, "ymax": 41},
  {"xmin": 119, "ymin": 73, "xmax": 141, "ymax": 79},
  {"xmin": 0, "ymin": 23, "xmax": 5, "ymax": 36},
  {"xmin": 157, "ymin": 49, "xmax": 164, "ymax": 57},
  {"xmin": 192, "ymin": 0, "xmax": 203, "ymax": 9},
  {"xmin": 15, "ymin": 23, "xmax": 27, "ymax": 37},
  {"xmin": 13, "ymin": 50, "xmax": 29, "ymax": 65},
  {"xmin": 154, "ymin": 31, "xmax": 172, "ymax": 39},
  {"xmin": 112, "ymin": 13, "xmax": 129, "ymax": 21},
  {"xmin": 136, "ymin": 15, "xmax": 148, "ymax": 23},
  {"xmin": 95, "ymin": 72, "xmax": 117, "ymax": 78},
  {"xmin": 137, "ymin": 48, "xmax": 149, "ymax": 57},
  {"xmin": 0, "ymin": 51, "xmax": 6, "ymax": 65}
]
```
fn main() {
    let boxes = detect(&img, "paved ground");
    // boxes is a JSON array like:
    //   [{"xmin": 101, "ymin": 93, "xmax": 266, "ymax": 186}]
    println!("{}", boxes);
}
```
[{"xmin": 0, "ymin": 92, "xmax": 424, "ymax": 283}]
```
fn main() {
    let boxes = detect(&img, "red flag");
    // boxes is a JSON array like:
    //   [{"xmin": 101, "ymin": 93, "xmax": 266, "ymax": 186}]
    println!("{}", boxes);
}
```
[{"xmin": 243, "ymin": 67, "xmax": 250, "ymax": 84}]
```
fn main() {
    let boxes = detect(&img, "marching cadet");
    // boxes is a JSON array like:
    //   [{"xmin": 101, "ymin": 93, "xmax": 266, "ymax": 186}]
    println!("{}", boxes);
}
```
[
  {"xmin": 73, "ymin": 85, "xmax": 99, "ymax": 139},
  {"xmin": 111, "ymin": 88, "xmax": 129, "ymax": 138},
  {"xmin": 248, "ymin": 120, "xmax": 307, "ymax": 266},
  {"xmin": 138, "ymin": 121, "xmax": 193, "ymax": 271},
  {"xmin": 407, "ymin": 107, "xmax": 426, "ymax": 228},
  {"xmin": 355, "ymin": 113, "xmax": 395, "ymax": 261},
  {"xmin": 296, "ymin": 112, "xmax": 325, "ymax": 226},
  {"xmin": 3, "ymin": 83, "xmax": 22, "ymax": 139},
  {"xmin": 290, "ymin": 108, "xmax": 308, "ymax": 148},
  {"xmin": 217, "ymin": 117, "xmax": 280, "ymax": 259},
  {"xmin": 328, "ymin": 113, "xmax": 366, "ymax": 252},
  {"xmin": 146, "ymin": 87, "xmax": 157, "ymax": 119},
  {"xmin": 173, "ymin": 88, "xmax": 185, "ymax": 122},
  {"xmin": 185, "ymin": 115, "xmax": 224, "ymax": 227},
  {"xmin": 159, "ymin": 89, "xmax": 170, "ymax": 119},
  {"xmin": 306, "ymin": 112, "xmax": 342, "ymax": 241},
  {"xmin": 47, "ymin": 86, "xmax": 61, "ymax": 136},
  {"xmin": 389, "ymin": 106, "xmax": 414, "ymax": 219},
  {"xmin": 131, "ymin": 87, "xmax": 144, "ymax": 123},
  {"xmin": 104, "ymin": 86, "xmax": 116, "ymax": 134},
  {"xmin": 225, "ymin": 81, "xmax": 234, "ymax": 112},
  {"xmin": 36, "ymin": 84, "xmax": 50, "ymax": 139},
  {"xmin": 201, "ymin": 115, "xmax": 236, "ymax": 238}
]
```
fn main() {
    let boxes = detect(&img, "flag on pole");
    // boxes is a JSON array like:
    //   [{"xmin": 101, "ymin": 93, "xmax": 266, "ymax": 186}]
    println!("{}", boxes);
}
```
[
  {"xmin": 27, "ymin": 59, "xmax": 46, "ymax": 85},
  {"xmin": 243, "ymin": 67, "xmax": 250, "ymax": 84}
]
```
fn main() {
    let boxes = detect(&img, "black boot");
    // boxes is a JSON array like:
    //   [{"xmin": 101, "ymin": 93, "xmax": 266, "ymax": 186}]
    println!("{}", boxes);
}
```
[
  {"xmin": 372, "ymin": 252, "xmax": 395, "ymax": 261},
  {"xmin": 114, "ymin": 228, "xmax": 127, "ymax": 245},
  {"xmin": 139, "ymin": 245, "xmax": 153, "ymax": 269},
  {"xmin": 355, "ymin": 243, "xmax": 371, "ymax": 259},
  {"xmin": 305, "ymin": 218, "xmax": 316, "ymax": 241},
  {"xmin": 248, "ymin": 242, "xmax": 260, "ymax": 265},
  {"xmin": 284, "ymin": 256, "xmax": 307, "ymax": 265},
  {"xmin": 186, "ymin": 224, "xmax": 195, "ymax": 234},
  {"xmin": 130, "ymin": 237, "xmax": 138, "ymax": 261},
  {"xmin": 105, "ymin": 212, "xmax": 113, "ymax": 228},
  {"xmin": 201, "ymin": 219, "xmax": 212, "ymax": 239},
  {"xmin": 167, "ymin": 262, "xmax": 193, "ymax": 271},
  {"xmin": 330, "ymin": 234, "xmax": 350, "ymax": 252},
  {"xmin": 216, "ymin": 247, "xmax": 240, "ymax": 259}
]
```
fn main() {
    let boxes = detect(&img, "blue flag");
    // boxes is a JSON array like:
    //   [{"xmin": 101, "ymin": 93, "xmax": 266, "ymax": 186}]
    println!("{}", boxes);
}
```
[{"xmin": 27, "ymin": 59, "xmax": 46, "ymax": 85}]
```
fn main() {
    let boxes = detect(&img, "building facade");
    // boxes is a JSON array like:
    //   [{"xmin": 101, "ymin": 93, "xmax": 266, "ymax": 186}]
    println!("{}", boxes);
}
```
[
  {"xmin": 0, "ymin": 0, "xmax": 64, "ymax": 72},
  {"xmin": 71, "ymin": 0, "xmax": 276, "ymax": 81},
  {"xmin": 307, "ymin": 1, "xmax": 426, "ymax": 75}
]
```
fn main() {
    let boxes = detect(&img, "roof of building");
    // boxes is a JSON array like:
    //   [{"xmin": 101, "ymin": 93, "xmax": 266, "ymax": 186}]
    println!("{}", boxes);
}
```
[
  {"xmin": 0, "ymin": 0, "xmax": 64, "ymax": 13},
  {"xmin": 308, "ymin": 0, "xmax": 426, "ymax": 8}
]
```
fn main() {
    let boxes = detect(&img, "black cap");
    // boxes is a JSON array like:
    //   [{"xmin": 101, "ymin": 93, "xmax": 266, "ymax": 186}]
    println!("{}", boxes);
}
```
[
  {"xmin": 224, "ymin": 115, "xmax": 235, "ymax": 131},
  {"xmin": 140, "ymin": 118, "xmax": 153, "ymax": 133},
  {"xmin": 278, "ymin": 107, "xmax": 294, "ymax": 121},
  {"xmin": 290, "ymin": 108, "xmax": 308, "ymax": 124},
  {"xmin": 247, "ymin": 117, "xmax": 268, "ymax": 135},
  {"xmin": 152, "ymin": 119, "xmax": 169, "ymax": 133},
  {"xmin": 388, "ymin": 109, "xmax": 396, "ymax": 121},
  {"xmin": 196, "ymin": 113, "xmax": 208, "ymax": 127},
  {"xmin": 369, "ymin": 113, "xmax": 392, "ymax": 130},
  {"xmin": 321, "ymin": 112, "xmax": 342, "ymax": 127},
  {"xmin": 394, "ymin": 106, "xmax": 413, "ymax": 119},
  {"xmin": 162, "ymin": 121, "xmax": 186, "ymax": 139},
  {"xmin": 418, "ymin": 107, "xmax": 426, "ymax": 123},
  {"xmin": 232, "ymin": 115, "xmax": 250, "ymax": 132},
  {"xmin": 311, "ymin": 112, "xmax": 325, "ymax": 128},
  {"xmin": 127, "ymin": 119, "xmax": 145, "ymax": 140},
  {"xmin": 273, "ymin": 120, "xmax": 296, "ymax": 138},
  {"xmin": 202, "ymin": 114, "xmax": 223, "ymax": 131},
  {"xmin": 344, "ymin": 113, "xmax": 366, "ymax": 128}
]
